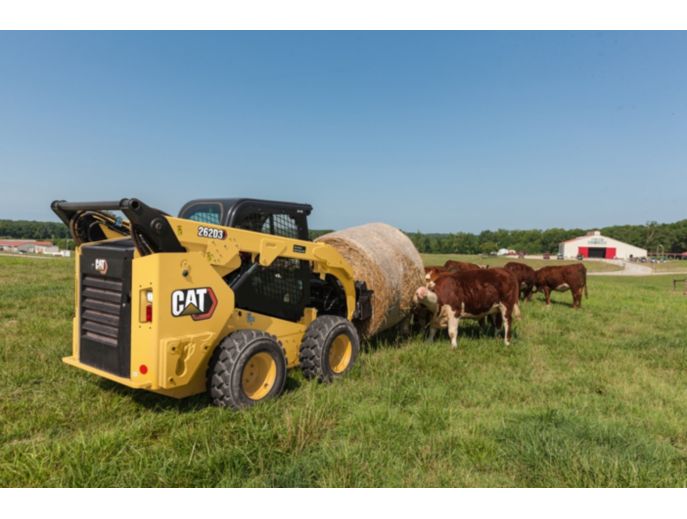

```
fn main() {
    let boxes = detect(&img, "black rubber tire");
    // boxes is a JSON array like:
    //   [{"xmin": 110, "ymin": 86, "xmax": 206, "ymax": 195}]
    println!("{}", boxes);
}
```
[
  {"xmin": 207, "ymin": 330, "xmax": 287, "ymax": 409},
  {"xmin": 299, "ymin": 315, "xmax": 360, "ymax": 382}
]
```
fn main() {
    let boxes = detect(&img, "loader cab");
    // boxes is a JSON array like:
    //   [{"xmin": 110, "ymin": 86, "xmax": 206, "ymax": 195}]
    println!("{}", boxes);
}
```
[
  {"xmin": 179, "ymin": 198, "xmax": 314, "ymax": 322},
  {"xmin": 178, "ymin": 198, "xmax": 312, "ymax": 241}
]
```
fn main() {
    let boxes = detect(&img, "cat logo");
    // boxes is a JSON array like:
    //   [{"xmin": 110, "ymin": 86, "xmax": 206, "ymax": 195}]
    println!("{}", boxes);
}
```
[
  {"xmin": 171, "ymin": 287, "xmax": 217, "ymax": 321},
  {"xmin": 94, "ymin": 258, "xmax": 108, "ymax": 275}
]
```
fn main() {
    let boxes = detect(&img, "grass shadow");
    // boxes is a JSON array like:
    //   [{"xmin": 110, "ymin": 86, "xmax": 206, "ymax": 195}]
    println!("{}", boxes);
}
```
[
  {"xmin": 359, "ymin": 320, "xmax": 417, "ymax": 353},
  {"xmin": 397, "ymin": 319, "xmax": 514, "ymax": 345},
  {"xmin": 283, "ymin": 375, "xmax": 302, "ymax": 394},
  {"xmin": 97, "ymin": 379, "xmax": 210, "ymax": 412},
  {"xmin": 532, "ymin": 296, "xmax": 577, "ymax": 308},
  {"xmin": 98, "ymin": 372, "xmax": 304, "ymax": 411}
]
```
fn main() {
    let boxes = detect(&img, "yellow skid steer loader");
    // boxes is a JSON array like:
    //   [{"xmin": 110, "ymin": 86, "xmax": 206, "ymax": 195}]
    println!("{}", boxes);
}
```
[{"xmin": 51, "ymin": 198, "xmax": 372, "ymax": 409}]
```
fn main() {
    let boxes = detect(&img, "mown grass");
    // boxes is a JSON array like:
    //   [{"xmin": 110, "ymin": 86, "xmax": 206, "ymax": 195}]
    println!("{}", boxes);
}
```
[
  {"xmin": 645, "ymin": 260, "xmax": 687, "ymax": 273},
  {"xmin": 421, "ymin": 253, "xmax": 623, "ymax": 273},
  {"xmin": 1, "ymin": 256, "xmax": 686, "ymax": 487}
]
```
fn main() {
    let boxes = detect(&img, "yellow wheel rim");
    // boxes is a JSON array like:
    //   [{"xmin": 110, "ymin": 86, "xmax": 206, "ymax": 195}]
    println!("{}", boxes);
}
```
[
  {"xmin": 328, "ymin": 335, "xmax": 353, "ymax": 374},
  {"xmin": 241, "ymin": 352, "xmax": 277, "ymax": 400}
]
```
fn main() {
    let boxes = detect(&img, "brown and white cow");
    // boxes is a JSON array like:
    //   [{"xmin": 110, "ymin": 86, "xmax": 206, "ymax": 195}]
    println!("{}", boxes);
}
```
[
  {"xmin": 535, "ymin": 263, "xmax": 588, "ymax": 308},
  {"xmin": 413, "ymin": 268, "xmax": 520, "ymax": 347},
  {"xmin": 504, "ymin": 262, "xmax": 537, "ymax": 302}
]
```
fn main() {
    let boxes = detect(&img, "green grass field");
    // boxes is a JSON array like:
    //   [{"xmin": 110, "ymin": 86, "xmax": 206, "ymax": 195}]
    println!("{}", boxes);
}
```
[
  {"xmin": 645, "ymin": 260, "xmax": 687, "ymax": 273},
  {"xmin": 422, "ymin": 253, "xmax": 624, "ymax": 272},
  {"xmin": 1, "ymin": 256, "xmax": 686, "ymax": 487}
]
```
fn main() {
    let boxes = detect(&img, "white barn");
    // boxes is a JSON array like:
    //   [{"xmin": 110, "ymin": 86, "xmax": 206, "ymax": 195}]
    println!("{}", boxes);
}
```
[{"xmin": 559, "ymin": 231, "xmax": 647, "ymax": 260}]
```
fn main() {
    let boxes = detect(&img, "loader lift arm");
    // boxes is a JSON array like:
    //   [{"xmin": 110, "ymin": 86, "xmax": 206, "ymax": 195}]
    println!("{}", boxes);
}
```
[{"xmin": 51, "ymin": 198, "xmax": 185, "ymax": 255}]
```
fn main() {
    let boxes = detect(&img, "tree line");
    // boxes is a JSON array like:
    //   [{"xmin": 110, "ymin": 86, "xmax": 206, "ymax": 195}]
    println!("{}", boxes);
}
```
[
  {"xmin": 404, "ymin": 220, "xmax": 687, "ymax": 254},
  {"xmin": 2, "ymin": 218, "xmax": 685, "ymax": 254},
  {"xmin": 0, "ymin": 220, "xmax": 70, "ymax": 240},
  {"xmin": 310, "ymin": 221, "xmax": 687, "ymax": 254}
]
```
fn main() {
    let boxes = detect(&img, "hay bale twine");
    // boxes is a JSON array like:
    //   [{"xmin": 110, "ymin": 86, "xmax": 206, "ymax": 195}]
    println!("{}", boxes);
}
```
[{"xmin": 315, "ymin": 223, "xmax": 424, "ymax": 338}]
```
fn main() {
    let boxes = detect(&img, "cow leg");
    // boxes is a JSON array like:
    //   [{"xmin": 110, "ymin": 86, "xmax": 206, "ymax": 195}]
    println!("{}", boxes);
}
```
[
  {"xmin": 573, "ymin": 288, "xmax": 582, "ymax": 309},
  {"xmin": 428, "ymin": 326, "xmax": 438, "ymax": 342},
  {"xmin": 499, "ymin": 303, "xmax": 512, "ymax": 345},
  {"xmin": 491, "ymin": 312, "xmax": 503, "ymax": 333},
  {"xmin": 544, "ymin": 286, "xmax": 551, "ymax": 306},
  {"xmin": 448, "ymin": 314, "xmax": 460, "ymax": 349},
  {"xmin": 525, "ymin": 285, "xmax": 533, "ymax": 302}
]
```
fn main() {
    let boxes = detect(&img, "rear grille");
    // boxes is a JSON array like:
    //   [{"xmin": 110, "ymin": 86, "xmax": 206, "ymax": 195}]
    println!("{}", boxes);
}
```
[
  {"xmin": 79, "ymin": 239, "xmax": 134, "ymax": 377},
  {"xmin": 81, "ymin": 275, "xmax": 123, "ymax": 346}
]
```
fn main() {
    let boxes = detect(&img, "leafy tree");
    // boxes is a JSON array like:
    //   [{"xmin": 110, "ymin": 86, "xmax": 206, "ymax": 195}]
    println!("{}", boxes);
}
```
[{"xmin": 480, "ymin": 241, "xmax": 498, "ymax": 254}]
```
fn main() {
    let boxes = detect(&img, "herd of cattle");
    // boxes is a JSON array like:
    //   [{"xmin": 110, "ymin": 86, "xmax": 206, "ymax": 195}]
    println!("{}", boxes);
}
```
[{"xmin": 412, "ymin": 260, "xmax": 588, "ymax": 348}]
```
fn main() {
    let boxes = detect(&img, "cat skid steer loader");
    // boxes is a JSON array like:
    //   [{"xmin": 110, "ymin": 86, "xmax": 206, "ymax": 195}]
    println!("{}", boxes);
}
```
[{"xmin": 51, "ymin": 197, "xmax": 372, "ymax": 409}]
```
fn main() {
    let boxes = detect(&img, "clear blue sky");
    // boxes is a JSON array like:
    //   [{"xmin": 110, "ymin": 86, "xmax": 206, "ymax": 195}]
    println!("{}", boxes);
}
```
[{"xmin": 0, "ymin": 31, "xmax": 685, "ymax": 233}]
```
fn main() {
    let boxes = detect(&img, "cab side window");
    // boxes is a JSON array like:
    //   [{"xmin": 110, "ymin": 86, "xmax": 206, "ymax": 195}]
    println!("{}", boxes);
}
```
[
  {"xmin": 181, "ymin": 203, "xmax": 222, "ymax": 225},
  {"xmin": 234, "ymin": 213, "xmax": 269, "ymax": 233},
  {"xmin": 270, "ymin": 213, "xmax": 299, "ymax": 239},
  {"xmin": 235, "ymin": 212, "xmax": 299, "ymax": 239}
]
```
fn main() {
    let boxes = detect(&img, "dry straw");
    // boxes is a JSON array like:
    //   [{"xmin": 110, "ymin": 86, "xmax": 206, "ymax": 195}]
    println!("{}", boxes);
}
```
[{"xmin": 316, "ymin": 223, "xmax": 424, "ymax": 338}]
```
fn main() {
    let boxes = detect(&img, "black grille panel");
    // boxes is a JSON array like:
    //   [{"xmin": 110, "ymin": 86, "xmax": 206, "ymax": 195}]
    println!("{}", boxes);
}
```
[
  {"xmin": 81, "ymin": 274, "xmax": 123, "ymax": 344},
  {"xmin": 79, "ymin": 240, "xmax": 133, "ymax": 377},
  {"xmin": 82, "ymin": 308, "xmax": 119, "ymax": 327}
]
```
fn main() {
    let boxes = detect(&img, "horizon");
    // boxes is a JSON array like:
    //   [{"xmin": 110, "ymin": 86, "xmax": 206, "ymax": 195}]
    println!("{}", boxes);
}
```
[
  {"xmin": 1, "ymin": 31, "xmax": 685, "ymax": 233},
  {"xmin": 1, "ymin": 212, "xmax": 683, "ymax": 237}
]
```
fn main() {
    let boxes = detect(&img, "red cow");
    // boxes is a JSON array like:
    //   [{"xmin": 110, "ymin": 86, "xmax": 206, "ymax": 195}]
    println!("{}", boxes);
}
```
[
  {"xmin": 535, "ymin": 264, "xmax": 588, "ymax": 308},
  {"xmin": 504, "ymin": 262, "xmax": 537, "ymax": 302},
  {"xmin": 413, "ymin": 268, "xmax": 520, "ymax": 347}
]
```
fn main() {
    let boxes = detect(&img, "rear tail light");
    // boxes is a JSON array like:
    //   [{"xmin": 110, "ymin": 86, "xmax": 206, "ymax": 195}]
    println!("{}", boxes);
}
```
[
  {"xmin": 144, "ymin": 290, "xmax": 153, "ymax": 322},
  {"xmin": 145, "ymin": 303, "xmax": 153, "ymax": 322}
]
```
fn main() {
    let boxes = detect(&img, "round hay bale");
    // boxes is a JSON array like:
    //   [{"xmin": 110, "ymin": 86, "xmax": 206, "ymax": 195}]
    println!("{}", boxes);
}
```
[{"xmin": 315, "ymin": 223, "xmax": 424, "ymax": 338}]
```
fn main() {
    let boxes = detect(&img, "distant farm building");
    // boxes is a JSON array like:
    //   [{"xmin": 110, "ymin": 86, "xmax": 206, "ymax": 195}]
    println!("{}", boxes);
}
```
[
  {"xmin": 558, "ymin": 231, "xmax": 647, "ymax": 260},
  {"xmin": 0, "ymin": 239, "xmax": 59, "ymax": 255}
]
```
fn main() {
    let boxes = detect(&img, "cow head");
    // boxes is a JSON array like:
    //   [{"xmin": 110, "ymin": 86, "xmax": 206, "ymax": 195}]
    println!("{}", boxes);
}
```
[
  {"xmin": 424, "ymin": 268, "xmax": 442, "ymax": 289},
  {"xmin": 413, "ymin": 285, "xmax": 439, "ymax": 311}
]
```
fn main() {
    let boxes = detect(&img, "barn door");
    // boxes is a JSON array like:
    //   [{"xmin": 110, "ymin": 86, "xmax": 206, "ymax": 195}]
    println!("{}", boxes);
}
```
[{"xmin": 605, "ymin": 247, "xmax": 616, "ymax": 259}]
